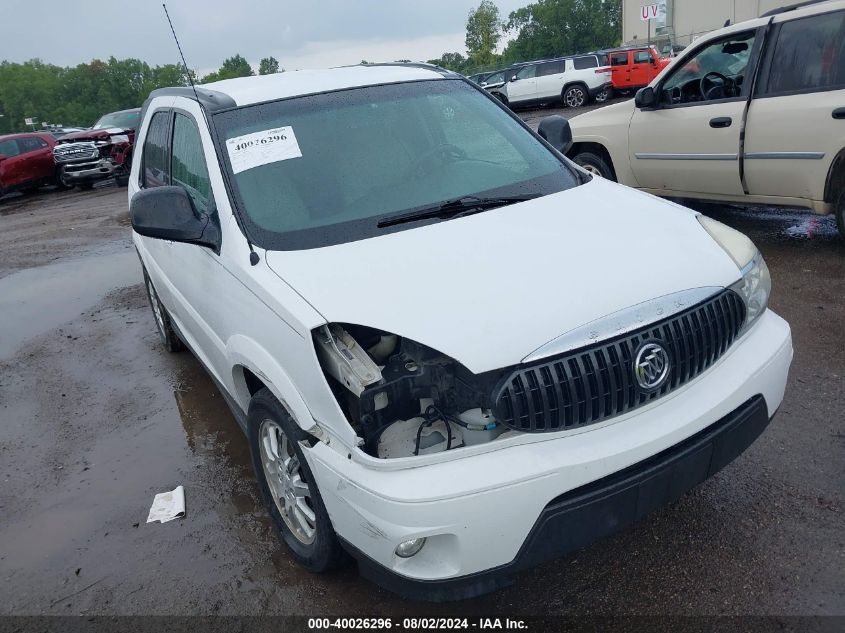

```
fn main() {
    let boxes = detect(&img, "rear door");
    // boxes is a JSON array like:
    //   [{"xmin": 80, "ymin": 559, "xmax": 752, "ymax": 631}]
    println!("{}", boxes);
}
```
[
  {"xmin": 535, "ymin": 60, "xmax": 566, "ymax": 99},
  {"xmin": 628, "ymin": 29, "xmax": 761, "ymax": 196},
  {"xmin": 610, "ymin": 51, "xmax": 631, "ymax": 89},
  {"xmin": 506, "ymin": 64, "xmax": 539, "ymax": 103},
  {"xmin": 743, "ymin": 7, "xmax": 845, "ymax": 203},
  {"xmin": 17, "ymin": 136, "xmax": 54, "ymax": 183}
]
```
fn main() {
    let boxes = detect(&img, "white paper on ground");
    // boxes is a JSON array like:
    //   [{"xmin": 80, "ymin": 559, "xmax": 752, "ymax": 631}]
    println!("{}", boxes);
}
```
[
  {"xmin": 146, "ymin": 485, "xmax": 185, "ymax": 523},
  {"xmin": 225, "ymin": 126, "xmax": 302, "ymax": 174}
]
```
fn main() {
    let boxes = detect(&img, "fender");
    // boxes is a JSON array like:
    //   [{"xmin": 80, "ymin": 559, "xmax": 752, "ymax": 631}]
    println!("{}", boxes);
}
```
[{"xmin": 226, "ymin": 333, "xmax": 358, "ymax": 448}]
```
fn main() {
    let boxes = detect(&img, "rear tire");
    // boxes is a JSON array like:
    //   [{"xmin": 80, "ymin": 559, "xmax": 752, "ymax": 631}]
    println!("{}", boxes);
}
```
[
  {"xmin": 563, "ymin": 85, "xmax": 587, "ymax": 108},
  {"xmin": 594, "ymin": 87, "xmax": 612, "ymax": 103},
  {"xmin": 142, "ymin": 268, "xmax": 184, "ymax": 353},
  {"xmin": 836, "ymin": 190, "xmax": 845, "ymax": 242},
  {"xmin": 248, "ymin": 388, "xmax": 345, "ymax": 572},
  {"xmin": 572, "ymin": 151, "xmax": 615, "ymax": 180}
]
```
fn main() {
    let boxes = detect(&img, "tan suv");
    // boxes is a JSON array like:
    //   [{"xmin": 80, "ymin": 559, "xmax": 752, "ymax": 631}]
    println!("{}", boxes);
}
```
[{"xmin": 567, "ymin": 0, "xmax": 845, "ymax": 239}]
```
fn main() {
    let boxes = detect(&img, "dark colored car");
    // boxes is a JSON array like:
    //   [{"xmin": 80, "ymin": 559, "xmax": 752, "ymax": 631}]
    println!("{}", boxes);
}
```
[
  {"xmin": 0, "ymin": 132, "xmax": 60, "ymax": 197},
  {"xmin": 53, "ymin": 108, "xmax": 140, "ymax": 189}
]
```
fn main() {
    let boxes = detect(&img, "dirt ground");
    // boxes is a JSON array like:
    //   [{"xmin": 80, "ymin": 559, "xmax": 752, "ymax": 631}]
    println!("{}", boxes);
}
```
[{"xmin": 0, "ymin": 164, "xmax": 843, "ymax": 617}]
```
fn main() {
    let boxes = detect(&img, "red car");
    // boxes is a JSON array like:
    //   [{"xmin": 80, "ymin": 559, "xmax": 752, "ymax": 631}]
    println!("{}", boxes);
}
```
[
  {"xmin": 606, "ymin": 46, "xmax": 672, "ymax": 93},
  {"xmin": 0, "ymin": 132, "xmax": 60, "ymax": 197},
  {"xmin": 53, "ymin": 108, "xmax": 140, "ymax": 189}
]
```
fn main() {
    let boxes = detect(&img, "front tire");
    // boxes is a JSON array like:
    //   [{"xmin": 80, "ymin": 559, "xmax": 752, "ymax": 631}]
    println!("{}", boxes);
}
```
[
  {"xmin": 572, "ymin": 151, "xmax": 615, "ymax": 180},
  {"xmin": 142, "ymin": 268, "xmax": 183, "ymax": 352},
  {"xmin": 563, "ymin": 85, "xmax": 587, "ymax": 108},
  {"xmin": 248, "ymin": 388, "xmax": 344, "ymax": 572}
]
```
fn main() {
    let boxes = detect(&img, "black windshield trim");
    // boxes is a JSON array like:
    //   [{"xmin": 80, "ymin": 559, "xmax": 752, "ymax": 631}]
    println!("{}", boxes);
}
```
[{"xmin": 210, "ymin": 78, "xmax": 582, "ymax": 251}]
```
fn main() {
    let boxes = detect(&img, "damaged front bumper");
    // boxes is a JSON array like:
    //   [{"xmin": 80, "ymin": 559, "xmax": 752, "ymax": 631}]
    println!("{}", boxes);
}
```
[
  {"xmin": 302, "ymin": 309, "xmax": 793, "ymax": 600},
  {"xmin": 59, "ymin": 158, "xmax": 120, "ymax": 184}
]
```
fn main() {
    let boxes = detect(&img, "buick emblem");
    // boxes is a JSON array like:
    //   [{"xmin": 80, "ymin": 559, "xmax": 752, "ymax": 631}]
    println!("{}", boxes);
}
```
[{"xmin": 633, "ymin": 341, "xmax": 670, "ymax": 391}]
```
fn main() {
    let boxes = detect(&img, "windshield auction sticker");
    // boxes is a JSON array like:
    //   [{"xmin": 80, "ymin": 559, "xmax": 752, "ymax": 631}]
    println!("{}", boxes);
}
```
[{"xmin": 226, "ymin": 126, "xmax": 302, "ymax": 174}]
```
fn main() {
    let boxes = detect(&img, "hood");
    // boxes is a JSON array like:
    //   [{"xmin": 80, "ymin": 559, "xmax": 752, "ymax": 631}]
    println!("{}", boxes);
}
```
[
  {"xmin": 266, "ymin": 178, "xmax": 742, "ymax": 374},
  {"xmin": 55, "ymin": 127, "xmax": 132, "ymax": 143},
  {"xmin": 569, "ymin": 97, "xmax": 635, "ymax": 135}
]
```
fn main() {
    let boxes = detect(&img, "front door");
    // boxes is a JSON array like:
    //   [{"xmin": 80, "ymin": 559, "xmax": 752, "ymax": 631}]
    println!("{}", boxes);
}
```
[
  {"xmin": 743, "ymin": 7, "xmax": 845, "ymax": 203},
  {"xmin": 506, "ymin": 64, "xmax": 538, "ymax": 104},
  {"xmin": 628, "ymin": 29, "xmax": 760, "ymax": 196}
]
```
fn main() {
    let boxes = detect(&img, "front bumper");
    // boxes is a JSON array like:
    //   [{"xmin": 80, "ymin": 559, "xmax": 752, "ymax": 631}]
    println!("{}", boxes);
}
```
[
  {"xmin": 305, "ymin": 309, "xmax": 792, "ymax": 599},
  {"xmin": 345, "ymin": 393, "xmax": 771, "ymax": 600},
  {"xmin": 59, "ymin": 158, "xmax": 119, "ymax": 183}
]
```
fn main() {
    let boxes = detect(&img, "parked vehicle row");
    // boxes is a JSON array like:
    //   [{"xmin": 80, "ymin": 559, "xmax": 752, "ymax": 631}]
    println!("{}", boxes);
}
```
[
  {"xmin": 0, "ymin": 108, "xmax": 141, "ymax": 197},
  {"xmin": 568, "ymin": 0, "xmax": 845, "ymax": 238},
  {"xmin": 130, "ymin": 63, "xmax": 791, "ymax": 600}
]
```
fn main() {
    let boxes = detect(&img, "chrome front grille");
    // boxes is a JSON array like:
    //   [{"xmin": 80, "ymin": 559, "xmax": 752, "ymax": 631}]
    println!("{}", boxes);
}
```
[
  {"xmin": 493, "ymin": 290, "xmax": 746, "ymax": 433},
  {"xmin": 53, "ymin": 142, "xmax": 99, "ymax": 163}
]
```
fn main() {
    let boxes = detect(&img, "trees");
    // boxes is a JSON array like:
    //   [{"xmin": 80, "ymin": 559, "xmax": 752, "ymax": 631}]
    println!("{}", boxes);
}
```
[
  {"xmin": 258, "ymin": 56, "xmax": 282, "ymax": 75},
  {"xmin": 503, "ymin": 0, "xmax": 622, "ymax": 64},
  {"xmin": 201, "ymin": 54, "xmax": 253, "ymax": 83},
  {"xmin": 465, "ymin": 0, "xmax": 503, "ymax": 68},
  {"xmin": 426, "ymin": 52, "xmax": 470, "ymax": 73},
  {"xmin": 0, "ymin": 57, "xmax": 193, "ymax": 133}
]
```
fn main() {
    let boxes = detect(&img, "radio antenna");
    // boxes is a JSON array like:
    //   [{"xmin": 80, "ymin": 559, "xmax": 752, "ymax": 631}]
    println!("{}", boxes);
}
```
[
  {"xmin": 161, "ymin": 3, "xmax": 262, "ymax": 266},
  {"xmin": 162, "ymin": 3, "xmax": 201, "ymax": 104}
]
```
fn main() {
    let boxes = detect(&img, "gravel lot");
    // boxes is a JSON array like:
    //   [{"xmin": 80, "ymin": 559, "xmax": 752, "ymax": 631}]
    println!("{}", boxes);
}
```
[{"xmin": 0, "ymin": 111, "xmax": 843, "ymax": 618}]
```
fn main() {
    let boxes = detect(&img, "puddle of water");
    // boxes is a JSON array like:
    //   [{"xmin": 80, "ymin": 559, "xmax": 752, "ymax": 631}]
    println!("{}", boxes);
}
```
[{"xmin": 0, "ymin": 250, "xmax": 141, "ymax": 359}]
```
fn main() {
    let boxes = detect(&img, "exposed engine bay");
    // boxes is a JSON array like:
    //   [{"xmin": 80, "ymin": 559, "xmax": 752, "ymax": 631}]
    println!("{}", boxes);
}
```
[{"xmin": 314, "ymin": 324, "xmax": 514, "ymax": 459}]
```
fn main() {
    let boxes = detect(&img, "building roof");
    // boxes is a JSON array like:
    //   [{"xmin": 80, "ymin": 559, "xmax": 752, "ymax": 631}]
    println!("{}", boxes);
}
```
[{"xmin": 197, "ymin": 64, "xmax": 449, "ymax": 107}]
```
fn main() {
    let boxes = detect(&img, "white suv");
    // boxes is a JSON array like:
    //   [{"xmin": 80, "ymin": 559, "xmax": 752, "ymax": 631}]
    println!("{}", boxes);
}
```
[
  {"xmin": 567, "ymin": 0, "xmax": 845, "ymax": 239},
  {"xmin": 499, "ymin": 55, "xmax": 612, "ymax": 108},
  {"xmin": 130, "ymin": 64, "xmax": 792, "ymax": 600}
]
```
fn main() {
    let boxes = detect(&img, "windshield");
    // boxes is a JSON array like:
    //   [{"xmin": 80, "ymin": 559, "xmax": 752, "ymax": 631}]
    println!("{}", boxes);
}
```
[
  {"xmin": 213, "ymin": 79, "xmax": 579, "ymax": 250},
  {"xmin": 93, "ymin": 110, "xmax": 139, "ymax": 130}
]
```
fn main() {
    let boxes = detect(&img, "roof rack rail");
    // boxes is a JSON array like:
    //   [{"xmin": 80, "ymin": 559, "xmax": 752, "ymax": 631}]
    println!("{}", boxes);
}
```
[
  {"xmin": 761, "ymin": 0, "xmax": 833, "ymax": 17},
  {"xmin": 356, "ymin": 62, "xmax": 456, "ymax": 77}
]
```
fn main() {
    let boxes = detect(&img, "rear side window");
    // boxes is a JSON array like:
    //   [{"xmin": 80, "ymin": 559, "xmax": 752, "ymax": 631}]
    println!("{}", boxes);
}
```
[
  {"xmin": 0, "ymin": 139, "xmax": 20, "ymax": 157},
  {"xmin": 143, "ymin": 111, "xmax": 171, "ymax": 188},
  {"xmin": 18, "ymin": 137, "xmax": 44, "ymax": 153},
  {"xmin": 171, "ymin": 113, "xmax": 211, "ymax": 213},
  {"xmin": 573, "ymin": 56, "xmax": 597, "ymax": 70},
  {"xmin": 764, "ymin": 11, "xmax": 845, "ymax": 95},
  {"xmin": 596, "ymin": 53, "xmax": 609, "ymax": 66},
  {"xmin": 634, "ymin": 51, "xmax": 652, "ymax": 64},
  {"xmin": 537, "ymin": 61, "xmax": 564, "ymax": 76},
  {"xmin": 611, "ymin": 52, "xmax": 628, "ymax": 66}
]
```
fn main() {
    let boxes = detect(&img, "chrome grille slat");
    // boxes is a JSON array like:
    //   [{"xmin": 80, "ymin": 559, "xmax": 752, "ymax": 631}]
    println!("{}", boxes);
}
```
[{"xmin": 493, "ymin": 290, "xmax": 746, "ymax": 433}]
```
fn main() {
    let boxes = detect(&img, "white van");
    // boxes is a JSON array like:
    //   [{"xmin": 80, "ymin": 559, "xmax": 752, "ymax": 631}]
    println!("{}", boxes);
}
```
[{"xmin": 130, "ymin": 64, "xmax": 791, "ymax": 600}]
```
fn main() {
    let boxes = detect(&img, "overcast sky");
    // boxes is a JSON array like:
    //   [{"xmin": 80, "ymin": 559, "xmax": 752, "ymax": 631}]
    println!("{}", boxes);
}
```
[{"xmin": 2, "ymin": 0, "xmax": 526, "ymax": 74}]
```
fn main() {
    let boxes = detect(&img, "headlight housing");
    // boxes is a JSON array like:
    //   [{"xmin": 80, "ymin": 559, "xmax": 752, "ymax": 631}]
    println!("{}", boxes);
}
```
[{"xmin": 698, "ymin": 216, "xmax": 771, "ymax": 329}]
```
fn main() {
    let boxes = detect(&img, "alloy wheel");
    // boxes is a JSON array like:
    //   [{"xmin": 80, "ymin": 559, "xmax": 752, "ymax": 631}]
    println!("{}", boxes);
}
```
[
  {"xmin": 565, "ymin": 87, "xmax": 586, "ymax": 107},
  {"xmin": 259, "ymin": 419, "xmax": 317, "ymax": 545}
]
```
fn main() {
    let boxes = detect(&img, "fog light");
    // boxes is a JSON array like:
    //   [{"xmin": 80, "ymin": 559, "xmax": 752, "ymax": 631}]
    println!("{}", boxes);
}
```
[{"xmin": 395, "ymin": 537, "xmax": 426, "ymax": 558}]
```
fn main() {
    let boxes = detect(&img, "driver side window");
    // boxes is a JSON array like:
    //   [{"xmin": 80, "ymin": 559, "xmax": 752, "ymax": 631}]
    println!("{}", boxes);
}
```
[{"xmin": 661, "ymin": 31, "xmax": 756, "ymax": 105}]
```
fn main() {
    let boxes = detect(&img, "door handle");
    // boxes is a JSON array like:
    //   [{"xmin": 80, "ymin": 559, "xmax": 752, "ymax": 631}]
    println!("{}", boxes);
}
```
[
  {"xmin": 832, "ymin": 108, "xmax": 845, "ymax": 119},
  {"xmin": 710, "ymin": 117, "xmax": 732, "ymax": 128}
]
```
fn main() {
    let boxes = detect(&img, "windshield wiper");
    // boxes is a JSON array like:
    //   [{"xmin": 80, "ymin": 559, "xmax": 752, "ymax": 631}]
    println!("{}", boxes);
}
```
[{"xmin": 376, "ymin": 194, "xmax": 540, "ymax": 228}]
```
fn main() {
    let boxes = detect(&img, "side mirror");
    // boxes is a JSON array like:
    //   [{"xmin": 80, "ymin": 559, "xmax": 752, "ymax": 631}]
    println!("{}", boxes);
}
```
[
  {"xmin": 537, "ymin": 115, "xmax": 573, "ymax": 154},
  {"xmin": 634, "ymin": 86, "xmax": 657, "ymax": 109},
  {"xmin": 130, "ymin": 186, "xmax": 220, "ymax": 251},
  {"xmin": 510, "ymin": 75, "xmax": 518, "ymax": 82}
]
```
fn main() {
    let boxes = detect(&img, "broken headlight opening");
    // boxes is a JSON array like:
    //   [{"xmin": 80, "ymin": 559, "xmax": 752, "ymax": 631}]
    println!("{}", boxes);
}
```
[{"xmin": 313, "ymin": 323, "xmax": 508, "ymax": 459}]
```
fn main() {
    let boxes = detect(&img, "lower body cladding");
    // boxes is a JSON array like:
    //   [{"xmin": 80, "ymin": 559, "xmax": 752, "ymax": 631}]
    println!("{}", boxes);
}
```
[{"xmin": 303, "ymin": 310, "xmax": 792, "ymax": 600}]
